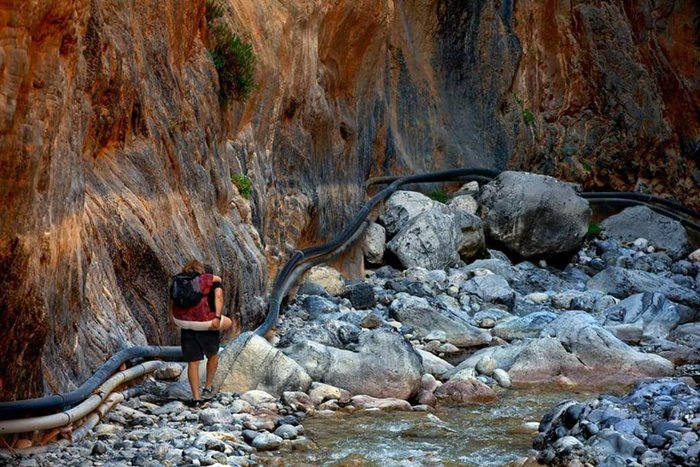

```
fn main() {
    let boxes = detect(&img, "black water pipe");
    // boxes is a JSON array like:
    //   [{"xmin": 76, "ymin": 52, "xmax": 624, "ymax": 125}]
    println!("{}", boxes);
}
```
[
  {"xmin": 0, "ymin": 346, "xmax": 182, "ymax": 420},
  {"xmin": 255, "ymin": 168, "xmax": 700, "ymax": 339},
  {"xmin": 254, "ymin": 168, "xmax": 505, "ymax": 337}
]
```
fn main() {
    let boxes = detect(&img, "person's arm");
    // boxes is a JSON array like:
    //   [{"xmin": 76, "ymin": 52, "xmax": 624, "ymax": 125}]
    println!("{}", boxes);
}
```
[{"xmin": 211, "ymin": 286, "xmax": 224, "ymax": 329}]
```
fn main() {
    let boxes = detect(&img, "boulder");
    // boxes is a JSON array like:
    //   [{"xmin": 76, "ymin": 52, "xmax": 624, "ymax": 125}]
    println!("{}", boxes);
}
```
[
  {"xmin": 389, "ymin": 294, "xmax": 491, "ymax": 347},
  {"xmin": 386, "ymin": 208, "xmax": 461, "ymax": 270},
  {"xmin": 588, "ymin": 267, "xmax": 700, "ymax": 307},
  {"xmin": 603, "ymin": 293, "xmax": 682, "ymax": 343},
  {"xmin": 448, "ymin": 194, "xmax": 478, "ymax": 215},
  {"xmin": 434, "ymin": 379, "xmax": 497, "ymax": 403},
  {"xmin": 454, "ymin": 211, "xmax": 485, "ymax": 260},
  {"xmin": 379, "ymin": 190, "xmax": 438, "ymax": 237},
  {"xmin": 350, "ymin": 395, "xmax": 412, "ymax": 411},
  {"xmin": 460, "ymin": 274, "xmax": 516, "ymax": 309},
  {"xmin": 478, "ymin": 171, "xmax": 591, "ymax": 258},
  {"xmin": 507, "ymin": 312, "xmax": 674, "ymax": 389},
  {"xmin": 212, "ymin": 332, "xmax": 312, "ymax": 397},
  {"xmin": 600, "ymin": 206, "xmax": 690, "ymax": 260},
  {"xmin": 343, "ymin": 282, "xmax": 377, "ymax": 310},
  {"xmin": 303, "ymin": 266, "xmax": 346, "ymax": 296},
  {"xmin": 362, "ymin": 221, "xmax": 386, "ymax": 264},
  {"xmin": 491, "ymin": 311, "xmax": 558, "ymax": 340},
  {"xmin": 281, "ymin": 329, "xmax": 422, "ymax": 400},
  {"xmin": 417, "ymin": 349, "xmax": 455, "ymax": 379}
]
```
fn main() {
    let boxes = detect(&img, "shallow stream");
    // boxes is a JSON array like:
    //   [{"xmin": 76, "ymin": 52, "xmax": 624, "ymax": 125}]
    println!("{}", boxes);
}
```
[{"xmin": 278, "ymin": 389, "xmax": 593, "ymax": 466}]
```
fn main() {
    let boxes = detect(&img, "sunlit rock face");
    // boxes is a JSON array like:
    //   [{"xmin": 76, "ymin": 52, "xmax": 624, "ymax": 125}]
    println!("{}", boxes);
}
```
[{"xmin": 0, "ymin": 0, "xmax": 697, "ymax": 399}]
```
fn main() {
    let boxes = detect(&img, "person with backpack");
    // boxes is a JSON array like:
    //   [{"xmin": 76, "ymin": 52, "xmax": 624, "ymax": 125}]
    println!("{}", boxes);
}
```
[{"xmin": 170, "ymin": 259, "xmax": 233, "ymax": 405}]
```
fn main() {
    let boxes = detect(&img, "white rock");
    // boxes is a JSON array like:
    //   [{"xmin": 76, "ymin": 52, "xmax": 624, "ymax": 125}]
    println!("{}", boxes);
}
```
[
  {"xmin": 633, "ymin": 238, "xmax": 649, "ymax": 249},
  {"xmin": 308, "ymin": 382, "xmax": 344, "ymax": 405},
  {"xmin": 492, "ymin": 368, "xmax": 511, "ymax": 388},
  {"xmin": 252, "ymin": 433, "xmax": 283, "ymax": 451},
  {"xmin": 689, "ymin": 248, "xmax": 700, "ymax": 262},
  {"xmin": 476, "ymin": 355, "xmax": 497, "ymax": 376},
  {"xmin": 241, "ymin": 390, "xmax": 276, "ymax": 406},
  {"xmin": 448, "ymin": 194, "xmax": 478, "ymax": 215},
  {"xmin": 362, "ymin": 222, "xmax": 386, "ymax": 264},
  {"xmin": 154, "ymin": 362, "xmax": 184, "ymax": 380},
  {"xmin": 450, "ymin": 368, "xmax": 477, "ymax": 382},
  {"xmin": 471, "ymin": 268, "xmax": 494, "ymax": 277},
  {"xmin": 525, "ymin": 292, "xmax": 550, "ymax": 305},
  {"xmin": 304, "ymin": 266, "xmax": 346, "ymax": 296}
]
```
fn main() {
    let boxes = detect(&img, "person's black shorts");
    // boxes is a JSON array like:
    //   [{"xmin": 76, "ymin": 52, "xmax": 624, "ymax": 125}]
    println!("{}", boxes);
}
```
[{"xmin": 181, "ymin": 329, "xmax": 220, "ymax": 362}]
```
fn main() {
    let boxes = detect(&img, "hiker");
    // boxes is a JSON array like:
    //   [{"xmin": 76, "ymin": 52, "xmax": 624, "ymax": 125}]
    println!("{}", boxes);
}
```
[{"xmin": 171, "ymin": 260, "xmax": 233, "ymax": 405}]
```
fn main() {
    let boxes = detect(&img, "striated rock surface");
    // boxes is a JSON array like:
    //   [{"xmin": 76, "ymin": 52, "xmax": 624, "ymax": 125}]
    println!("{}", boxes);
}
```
[{"xmin": 1, "ymin": 0, "xmax": 698, "ymax": 399}]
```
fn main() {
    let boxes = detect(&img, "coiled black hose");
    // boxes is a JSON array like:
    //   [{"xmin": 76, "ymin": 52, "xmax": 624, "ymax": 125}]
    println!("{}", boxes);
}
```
[{"xmin": 0, "ymin": 346, "xmax": 182, "ymax": 420}]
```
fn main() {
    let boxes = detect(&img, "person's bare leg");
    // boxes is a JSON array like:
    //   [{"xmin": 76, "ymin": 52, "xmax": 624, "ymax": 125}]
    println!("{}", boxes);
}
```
[
  {"xmin": 204, "ymin": 353, "xmax": 219, "ymax": 390},
  {"xmin": 188, "ymin": 361, "xmax": 201, "ymax": 400}
]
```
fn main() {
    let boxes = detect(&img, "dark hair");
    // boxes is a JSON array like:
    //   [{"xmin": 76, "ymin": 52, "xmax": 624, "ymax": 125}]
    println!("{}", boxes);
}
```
[
  {"xmin": 182, "ymin": 260, "xmax": 205, "ymax": 275},
  {"xmin": 204, "ymin": 263, "xmax": 214, "ymax": 274}
]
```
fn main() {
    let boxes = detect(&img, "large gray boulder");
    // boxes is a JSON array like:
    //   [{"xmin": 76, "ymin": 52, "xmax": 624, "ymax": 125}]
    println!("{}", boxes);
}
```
[
  {"xmin": 386, "ymin": 208, "xmax": 461, "ymax": 270},
  {"xmin": 603, "ymin": 293, "xmax": 682, "ymax": 343},
  {"xmin": 588, "ymin": 267, "xmax": 700, "ymax": 307},
  {"xmin": 389, "ymin": 293, "xmax": 492, "ymax": 347},
  {"xmin": 212, "ymin": 332, "xmax": 312, "ymax": 397},
  {"xmin": 379, "ymin": 191, "xmax": 438, "ymax": 237},
  {"xmin": 281, "ymin": 329, "xmax": 422, "ymax": 400},
  {"xmin": 600, "ymin": 206, "xmax": 690, "ymax": 260},
  {"xmin": 449, "ymin": 312, "xmax": 674, "ymax": 390},
  {"xmin": 512, "ymin": 312, "xmax": 673, "ymax": 388},
  {"xmin": 478, "ymin": 171, "xmax": 591, "ymax": 258}
]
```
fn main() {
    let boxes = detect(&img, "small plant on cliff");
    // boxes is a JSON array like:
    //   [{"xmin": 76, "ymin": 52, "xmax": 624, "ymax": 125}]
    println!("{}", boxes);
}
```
[
  {"xmin": 429, "ymin": 190, "xmax": 449, "ymax": 204},
  {"xmin": 232, "ymin": 173, "xmax": 252, "ymax": 199},
  {"xmin": 209, "ymin": 25, "xmax": 255, "ymax": 104},
  {"xmin": 587, "ymin": 222, "xmax": 602, "ymax": 239},
  {"xmin": 205, "ymin": 0, "xmax": 225, "ymax": 23},
  {"xmin": 513, "ymin": 92, "xmax": 535, "ymax": 127},
  {"xmin": 205, "ymin": 0, "xmax": 255, "ymax": 105}
]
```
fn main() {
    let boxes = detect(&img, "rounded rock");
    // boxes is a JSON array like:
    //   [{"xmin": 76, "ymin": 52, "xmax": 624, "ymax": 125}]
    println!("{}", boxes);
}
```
[
  {"xmin": 476, "ymin": 355, "xmax": 497, "ymax": 376},
  {"xmin": 252, "ymin": 433, "xmax": 284, "ymax": 451},
  {"xmin": 492, "ymin": 368, "xmax": 511, "ymax": 388}
]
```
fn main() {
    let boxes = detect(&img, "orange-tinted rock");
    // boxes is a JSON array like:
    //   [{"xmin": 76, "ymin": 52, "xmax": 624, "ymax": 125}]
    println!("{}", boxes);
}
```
[{"xmin": 434, "ymin": 379, "xmax": 497, "ymax": 404}]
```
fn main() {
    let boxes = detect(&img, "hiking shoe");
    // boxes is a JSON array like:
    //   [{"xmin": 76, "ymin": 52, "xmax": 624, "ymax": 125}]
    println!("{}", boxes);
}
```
[
  {"xmin": 185, "ymin": 399, "xmax": 205, "ymax": 408},
  {"xmin": 202, "ymin": 388, "xmax": 215, "ymax": 400}
]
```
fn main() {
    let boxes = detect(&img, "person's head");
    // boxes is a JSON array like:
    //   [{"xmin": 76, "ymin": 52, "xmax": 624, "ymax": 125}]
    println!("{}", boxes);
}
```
[
  {"xmin": 204, "ymin": 263, "xmax": 214, "ymax": 274},
  {"xmin": 182, "ymin": 259, "xmax": 205, "ymax": 275}
]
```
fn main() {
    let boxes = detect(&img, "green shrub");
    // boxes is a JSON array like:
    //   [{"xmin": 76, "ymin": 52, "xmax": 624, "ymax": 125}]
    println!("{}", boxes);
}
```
[
  {"xmin": 522, "ymin": 108, "xmax": 535, "ymax": 126},
  {"xmin": 587, "ymin": 222, "xmax": 602, "ymax": 239},
  {"xmin": 232, "ymin": 173, "xmax": 252, "ymax": 199},
  {"xmin": 205, "ymin": 0, "xmax": 255, "ymax": 105},
  {"xmin": 210, "ymin": 25, "xmax": 255, "ymax": 104},
  {"xmin": 429, "ymin": 190, "xmax": 449, "ymax": 204},
  {"xmin": 205, "ymin": 0, "xmax": 225, "ymax": 22}
]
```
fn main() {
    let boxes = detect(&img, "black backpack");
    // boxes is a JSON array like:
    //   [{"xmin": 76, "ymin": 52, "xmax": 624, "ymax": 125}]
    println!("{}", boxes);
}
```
[{"xmin": 170, "ymin": 272, "xmax": 202, "ymax": 307}]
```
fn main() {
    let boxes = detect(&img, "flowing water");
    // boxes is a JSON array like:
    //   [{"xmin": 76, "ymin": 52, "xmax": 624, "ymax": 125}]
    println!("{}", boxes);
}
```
[{"xmin": 278, "ymin": 389, "xmax": 593, "ymax": 467}]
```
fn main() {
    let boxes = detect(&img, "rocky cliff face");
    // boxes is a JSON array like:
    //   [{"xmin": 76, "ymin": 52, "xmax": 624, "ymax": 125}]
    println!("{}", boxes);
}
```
[{"xmin": 0, "ymin": 0, "xmax": 698, "ymax": 400}]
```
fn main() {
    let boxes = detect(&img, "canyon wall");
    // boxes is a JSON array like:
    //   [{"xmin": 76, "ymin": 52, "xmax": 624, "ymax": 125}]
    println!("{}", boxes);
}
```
[{"xmin": 0, "ymin": 0, "xmax": 698, "ymax": 399}]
